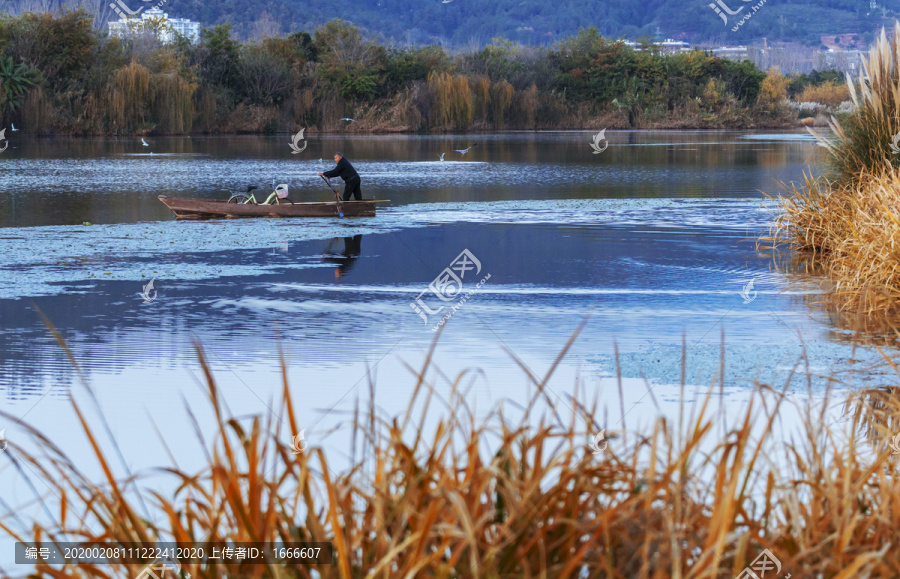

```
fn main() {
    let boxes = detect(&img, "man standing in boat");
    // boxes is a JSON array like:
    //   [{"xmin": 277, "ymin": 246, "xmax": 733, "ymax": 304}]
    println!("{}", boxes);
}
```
[{"xmin": 318, "ymin": 152, "xmax": 363, "ymax": 201}]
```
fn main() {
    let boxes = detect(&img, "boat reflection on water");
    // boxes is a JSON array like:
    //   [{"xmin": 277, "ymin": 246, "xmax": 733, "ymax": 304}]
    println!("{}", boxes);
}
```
[{"xmin": 323, "ymin": 235, "xmax": 362, "ymax": 278}]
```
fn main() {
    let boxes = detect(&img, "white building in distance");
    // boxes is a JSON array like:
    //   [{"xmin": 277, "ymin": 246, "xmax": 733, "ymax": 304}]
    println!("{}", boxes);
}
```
[
  {"xmin": 108, "ymin": 7, "xmax": 200, "ymax": 44},
  {"xmin": 710, "ymin": 46, "xmax": 750, "ymax": 60},
  {"xmin": 623, "ymin": 39, "xmax": 692, "ymax": 53}
]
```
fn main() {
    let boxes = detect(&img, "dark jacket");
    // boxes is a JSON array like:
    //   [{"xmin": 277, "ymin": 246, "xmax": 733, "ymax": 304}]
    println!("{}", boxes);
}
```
[{"xmin": 323, "ymin": 158, "xmax": 360, "ymax": 182}]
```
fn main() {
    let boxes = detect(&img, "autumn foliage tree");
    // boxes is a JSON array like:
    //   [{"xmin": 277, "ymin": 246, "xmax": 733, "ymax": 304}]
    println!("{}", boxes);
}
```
[
  {"xmin": 797, "ymin": 80, "xmax": 850, "ymax": 107},
  {"xmin": 757, "ymin": 67, "xmax": 789, "ymax": 113}
]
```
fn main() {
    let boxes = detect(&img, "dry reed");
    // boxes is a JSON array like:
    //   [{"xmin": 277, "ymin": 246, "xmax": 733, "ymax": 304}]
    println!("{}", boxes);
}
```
[
  {"xmin": 812, "ymin": 24, "xmax": 900, "ymax": 180},
  {"xmin": 769, "ymin": 169, "xmax": 900, "ymax": 315},
  {"xmin": 3, "ymin": 323, "xmax": 900, "ymax": 577},
  {"xmin": 770, "ymin": 24, "xmax": 900, "ymax": 316}
]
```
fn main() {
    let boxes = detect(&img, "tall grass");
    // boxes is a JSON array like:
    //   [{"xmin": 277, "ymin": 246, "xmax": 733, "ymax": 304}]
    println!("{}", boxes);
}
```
[
  {"xmin": 812, "ymin": 23, "xmax": 900, "ymax": 180},
  {"xmin": 770, "ymin": 169, "xmax": 900, "ymax": 314},
  {"xmin": 772, "ymin": 24, "xmax": 900, "ymax": 315},
  {"xmin": 4, "ymin": 327, "xmax": 900, "ymax": 577}
]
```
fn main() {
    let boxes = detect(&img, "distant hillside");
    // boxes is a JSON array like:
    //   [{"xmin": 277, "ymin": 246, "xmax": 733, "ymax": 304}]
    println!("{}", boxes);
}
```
[{"xmin": 6, "ymin": 0, "xmax": 895, "ymax": 47}]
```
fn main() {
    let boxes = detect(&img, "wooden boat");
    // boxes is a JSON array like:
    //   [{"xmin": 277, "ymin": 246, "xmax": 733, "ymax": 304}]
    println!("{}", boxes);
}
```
[{"xmin": 158, "ymin": 195, "xmax": 388, "ymax": 219}]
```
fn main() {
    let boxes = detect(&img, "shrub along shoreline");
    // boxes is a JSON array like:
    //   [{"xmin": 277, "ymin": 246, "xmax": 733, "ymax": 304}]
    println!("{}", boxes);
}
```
[{"xmin": 0, "ymin": 11, "xmax": 833, "ymax": 136}]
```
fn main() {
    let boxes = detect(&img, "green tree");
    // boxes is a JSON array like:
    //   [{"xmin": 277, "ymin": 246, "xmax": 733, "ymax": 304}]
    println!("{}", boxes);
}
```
[
  {"xmin": 0, "ymin": 10, "xmax": 93, "ymax": 90},
  {"xmin": 385, "ymin": 45, "xmax": 449, "ymax": 93},
  {"xmin": 240, "ymin": 45, "xmax": 294, "ymax": 106},
  {"xmin": 719, "ymin": 59, "xmax": 766, "ymax": 103},
  {"xmin": 287, "ymin": 31, "xmax": 317, "ymax": 63},
  {"xmin": 0, "ymin": 56, "xmax": 37, "ymax": 116},
  {"xmin": 314, "ymin": 19, "xmax": 384, "ymax": 101},
  {"xmin": 197, "ymin": 24, "xmax": 241, "ymax": 95},
  {"xmin": 462, "ymin": 38, "xmax": 528, "ymax": 85}
]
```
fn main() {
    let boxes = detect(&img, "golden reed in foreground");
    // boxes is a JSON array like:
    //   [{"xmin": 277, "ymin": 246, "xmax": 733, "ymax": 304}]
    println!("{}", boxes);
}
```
[{"xmin": 2, "ymin": 323, "xmax": 900, "ymax": 577}]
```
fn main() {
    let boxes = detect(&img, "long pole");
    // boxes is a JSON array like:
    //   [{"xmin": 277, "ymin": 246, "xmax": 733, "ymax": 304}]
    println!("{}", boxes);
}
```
[{"xmin": 321, "ymin": 176, "xmax": 344, "ymax": 218}]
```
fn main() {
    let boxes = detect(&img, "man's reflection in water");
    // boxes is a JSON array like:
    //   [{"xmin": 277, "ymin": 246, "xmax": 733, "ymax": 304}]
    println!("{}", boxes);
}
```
[{"xmin": 324, "ymin": 235, "xmax": 362, "ymax": 278}]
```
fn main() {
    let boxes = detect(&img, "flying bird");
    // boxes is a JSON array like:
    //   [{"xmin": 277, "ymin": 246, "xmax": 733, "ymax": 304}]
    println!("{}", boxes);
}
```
[
  {"xmin": 339, "ymin": 118, "xmax": 356, "ymax": 122},
  {"xmin": 10, "ymin": 123, "xmax": 18, "ymax": 131},
  {"xmin": 454, "ymin": 144, "xmax": 477, "ymax": 154},
  {"xmin": 141, "ymin": 138, "xmax": 149, "ymax": 147},
  {"xmin": 439, "ymin": 153, "xmax": 445, "ymax": 161}
]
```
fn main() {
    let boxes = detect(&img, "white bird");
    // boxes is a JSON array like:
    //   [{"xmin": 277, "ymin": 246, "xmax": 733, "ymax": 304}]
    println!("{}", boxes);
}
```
[
  {"xmin": 454, "ymin": 144, "xmax": 477, "ymax": 154},
  {"xmin": 11, "ymin": 123, "xmax": 19, "ymax": 131},
  {"xmin": 439, "ymin": 153, "xmax": 445, "ymax": 161},
  {"xmin": 339, "ymin": 118, "xmax": 356, "ymax": 122},
  {"xmin": 141, "ymin": 138, "xmax": 149, "ymax": 147}
]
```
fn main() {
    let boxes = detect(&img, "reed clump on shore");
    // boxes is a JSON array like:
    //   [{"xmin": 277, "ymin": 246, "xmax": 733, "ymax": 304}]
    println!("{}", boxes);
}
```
[
  {"xmin": 772, "ymin": 169, "xmax": 900, "ymax": 315},
  {"xmin": 770, "ymin": 24, "xmax": 900, "ymax": 316},
  {"xmin": 3, "ymin": 327, "xmax": 900, "ymax": 577}
]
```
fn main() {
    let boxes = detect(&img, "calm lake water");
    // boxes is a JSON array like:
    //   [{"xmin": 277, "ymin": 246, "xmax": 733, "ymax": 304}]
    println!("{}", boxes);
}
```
[{"xmin": 0, "ymin": 131, "xmax": 893, "ymax": 569}]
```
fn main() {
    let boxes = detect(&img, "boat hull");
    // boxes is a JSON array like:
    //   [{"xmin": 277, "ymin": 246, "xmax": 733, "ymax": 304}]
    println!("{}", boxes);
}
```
[{"xmin": 158, "ymin": 196, "xmax": 385, "ymax": 219}]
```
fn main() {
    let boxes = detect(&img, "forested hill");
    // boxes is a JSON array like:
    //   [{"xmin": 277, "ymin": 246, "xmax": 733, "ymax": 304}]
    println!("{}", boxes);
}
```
[{"xmin": 6, "ymin": 0, "xmax": 894, "ymax": 46}]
